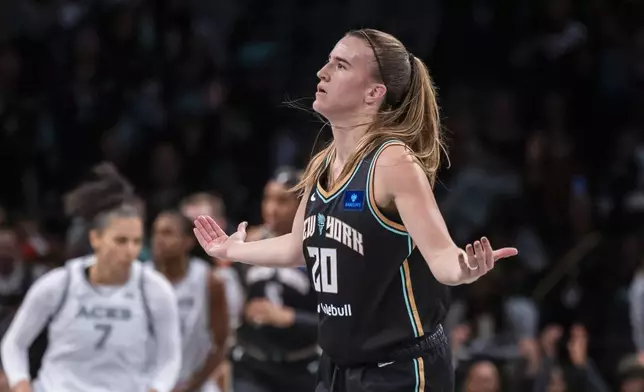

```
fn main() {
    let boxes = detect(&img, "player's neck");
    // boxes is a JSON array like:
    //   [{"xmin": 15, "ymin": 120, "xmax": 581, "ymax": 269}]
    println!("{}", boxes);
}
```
[
  {"xmin": 156, "ymin": 256, "xmax": 189, "ymax": 283},
  {"xmin": 90, "ymin": 261, "xmax": 130, "ymax": 286},
  {"xmin": 330, "ymin": 120, "xmax": 370, "ymax": 164}
]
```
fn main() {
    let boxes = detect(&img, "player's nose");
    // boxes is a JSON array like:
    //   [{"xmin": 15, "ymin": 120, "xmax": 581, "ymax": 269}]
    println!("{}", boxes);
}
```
[
  {"xmin": 127, "ymin": 243, "xmax": 140, "ymax": 259},
  {"xmin": 317, "ymin": 65, "xmax": 330, "ymax": 82}
]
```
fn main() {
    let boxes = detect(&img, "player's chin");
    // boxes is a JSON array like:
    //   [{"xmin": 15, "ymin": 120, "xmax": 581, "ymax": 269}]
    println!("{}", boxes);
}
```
[
  {"xmin": 312, "ymin": 98, "xmax": 323, "ymax": 113},
  {"xmin": 312, "ymin": 96, "xmax": 331, "ymax": 115}
]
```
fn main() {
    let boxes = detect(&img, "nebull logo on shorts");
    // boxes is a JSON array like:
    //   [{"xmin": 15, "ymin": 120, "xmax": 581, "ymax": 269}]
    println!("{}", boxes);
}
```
[{"xmin": 318, "ymin": 303, "xmax": 353, "ymax": 317}]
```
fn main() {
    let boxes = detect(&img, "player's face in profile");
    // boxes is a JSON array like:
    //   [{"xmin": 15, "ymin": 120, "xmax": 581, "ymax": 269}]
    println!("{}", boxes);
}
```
[
  {"xmin": 152, "ymin": 215, "xmax": 190, "ymax": 261},
  {"xmin": 262, "ymin": 181, "xmax": 298, "ymax": 234},
  {"xmin": 91, "ymin": 217, "xmax": 143, "ymax": 268},
  {"xmin": 313, "ymin": 35, "xmax": 379, "ymax": 118}
]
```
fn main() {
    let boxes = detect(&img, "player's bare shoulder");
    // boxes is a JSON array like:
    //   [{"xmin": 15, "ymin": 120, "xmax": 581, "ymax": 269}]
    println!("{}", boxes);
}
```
[
  {"xmin": 375, "ymin": 142, "xmax": 416, "ymax": 168},
  {"xmin": 372, "ymin": 142, "xmax": 426, "ymax": 203}
]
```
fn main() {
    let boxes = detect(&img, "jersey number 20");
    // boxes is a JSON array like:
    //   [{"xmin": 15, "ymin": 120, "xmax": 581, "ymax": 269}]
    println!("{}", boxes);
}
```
[{"xmin": 307, "ymin": 247, "xmax": 338, "ymax": 294}]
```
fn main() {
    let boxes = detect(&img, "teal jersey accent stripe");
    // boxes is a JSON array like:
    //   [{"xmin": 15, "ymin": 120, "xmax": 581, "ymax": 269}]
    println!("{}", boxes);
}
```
[
  {"xmin": 399, "ymin": 264, "xmax": 419, "ymax": 338},
  {"xmin": 413, "ymin": 358, "xmax": 421, "ymax": 392},
  {"xmin": 365, "ymin": 140, "xmax": 408, "ymax": 236},
  {"xmin": 399, "ymin": 235, "xmax": 420, "ymax": 338}
]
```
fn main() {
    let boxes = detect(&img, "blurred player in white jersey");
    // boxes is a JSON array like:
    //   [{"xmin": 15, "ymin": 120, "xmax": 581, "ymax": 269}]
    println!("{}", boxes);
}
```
[
  {"xmin": 0, "ymin": 163, "xmax": 182, "ymax": 392},
  {"xmin": 179, "ymin": 193, "xmax": 245, "ymax": 332},
  {"xmin": 148, "ymin": 210, "xmax": 229, "ymax": 392}
]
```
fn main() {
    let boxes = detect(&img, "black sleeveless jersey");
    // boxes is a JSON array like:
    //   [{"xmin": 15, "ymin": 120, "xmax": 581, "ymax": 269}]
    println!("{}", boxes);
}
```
[{"xmin": 302, "ymin": 140, "xmax": 450, "ymax": 366}]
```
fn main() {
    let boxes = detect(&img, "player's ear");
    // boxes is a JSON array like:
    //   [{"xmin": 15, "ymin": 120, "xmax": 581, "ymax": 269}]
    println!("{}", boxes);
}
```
[
  {"xmin": 89, "ymin": 229, "xmax": 102, "ymax": 252},
  {"xmin": 365, "ymin": 83, "xmax": 386, "ymax": 105}
]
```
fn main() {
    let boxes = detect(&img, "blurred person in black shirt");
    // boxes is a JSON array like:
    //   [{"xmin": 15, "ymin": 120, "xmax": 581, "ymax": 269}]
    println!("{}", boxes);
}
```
[{"xmin": 231, "ymin": 167, "xmax": 318, "ymax": 392}]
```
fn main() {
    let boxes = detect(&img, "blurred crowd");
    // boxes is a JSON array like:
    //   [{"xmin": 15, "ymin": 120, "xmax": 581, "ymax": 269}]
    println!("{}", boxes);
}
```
[{"xmin": 1, "ymin": 0, "xmax": 644, "ymax": 391}]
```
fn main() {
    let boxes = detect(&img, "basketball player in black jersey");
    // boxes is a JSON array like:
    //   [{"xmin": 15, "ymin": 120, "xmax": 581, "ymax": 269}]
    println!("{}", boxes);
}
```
[
  {"xmin": 233, "ymin": 167, "xmax": 318, "ymax": 392},
  {"xmin": 193, "ymin": 28, "xmax": 518, "ymax": 392}
]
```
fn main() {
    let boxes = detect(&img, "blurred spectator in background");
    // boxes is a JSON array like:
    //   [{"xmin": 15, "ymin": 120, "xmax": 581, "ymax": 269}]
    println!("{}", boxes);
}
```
[
  {"xmin": 180, "ymin": 193, "xmax": 230, "ymax": 234},
  {"xmin": 0, "ymin": 222, "xmax": 48, "ymax": 334},
  {"xmin": 616, "ymin": 355, "xmax": 644, "ymax": 392},
  {"xmin": 462, "ymin": 360, "xmax": 501, "ymax": 392},
  {"xmin": 532, "ymin": 324, "xmax": 609, "ymax": 392}
]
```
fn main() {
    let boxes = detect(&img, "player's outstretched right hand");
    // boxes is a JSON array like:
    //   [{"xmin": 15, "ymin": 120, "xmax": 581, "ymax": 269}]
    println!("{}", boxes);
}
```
[{"xmin": 193, "ymin": 215, "xmax": 248, "ymax": 259}]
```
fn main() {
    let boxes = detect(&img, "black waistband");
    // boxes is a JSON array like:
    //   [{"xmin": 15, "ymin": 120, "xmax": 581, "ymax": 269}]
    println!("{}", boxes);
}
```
[
  {"xmin": 386, "ymin": 324, "xmax": 448, "ymax": 362},
  {"xmin": 327, "ymin": 325, "xmax": 448, "ymax": 390}
]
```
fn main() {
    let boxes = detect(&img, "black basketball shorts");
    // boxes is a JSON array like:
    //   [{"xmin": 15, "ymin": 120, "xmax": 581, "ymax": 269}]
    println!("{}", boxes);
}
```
[
  {"xmin": 233, "ymin": 353, "xmax": 318, "ymax": 392},
  {"xmin": 315, "ymin": 325, "xmax": 454, "ymax": 392}
]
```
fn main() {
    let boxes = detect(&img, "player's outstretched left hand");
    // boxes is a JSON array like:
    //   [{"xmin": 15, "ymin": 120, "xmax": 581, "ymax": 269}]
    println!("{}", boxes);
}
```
[
  {"xmin": 193, "ymin": 215, "xmax": 247, "ymax": 259},
  {"xmin": 457, "ymin": 237, "xmax": 517, "ymax": 284}
]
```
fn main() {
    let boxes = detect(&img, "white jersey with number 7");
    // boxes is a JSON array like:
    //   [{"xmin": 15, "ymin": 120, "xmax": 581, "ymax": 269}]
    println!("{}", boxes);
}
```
[{"xmin": 0, "ymin": 257, "xmax": 181, "ymax": 392}]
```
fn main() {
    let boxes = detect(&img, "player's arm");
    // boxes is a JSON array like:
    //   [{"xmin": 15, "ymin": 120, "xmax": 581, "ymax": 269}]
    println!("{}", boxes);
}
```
[
  {"xmin": 181, "ymin": 273, "xmax": 229, "ymax": 392},
  {"xmin": 376, "ymin": 145, "xmax": 501, "ymax": 285},
  {"xmin": 1, "ymin": 269, "xmax": 67, "ymax": 392},
  {"xmin": 144, "ymin": 271, "xmax": 182, "ymax": 392},
  {"xmin": 216, "ymin": 189, "xmax": 310, "ymax": 268}
]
